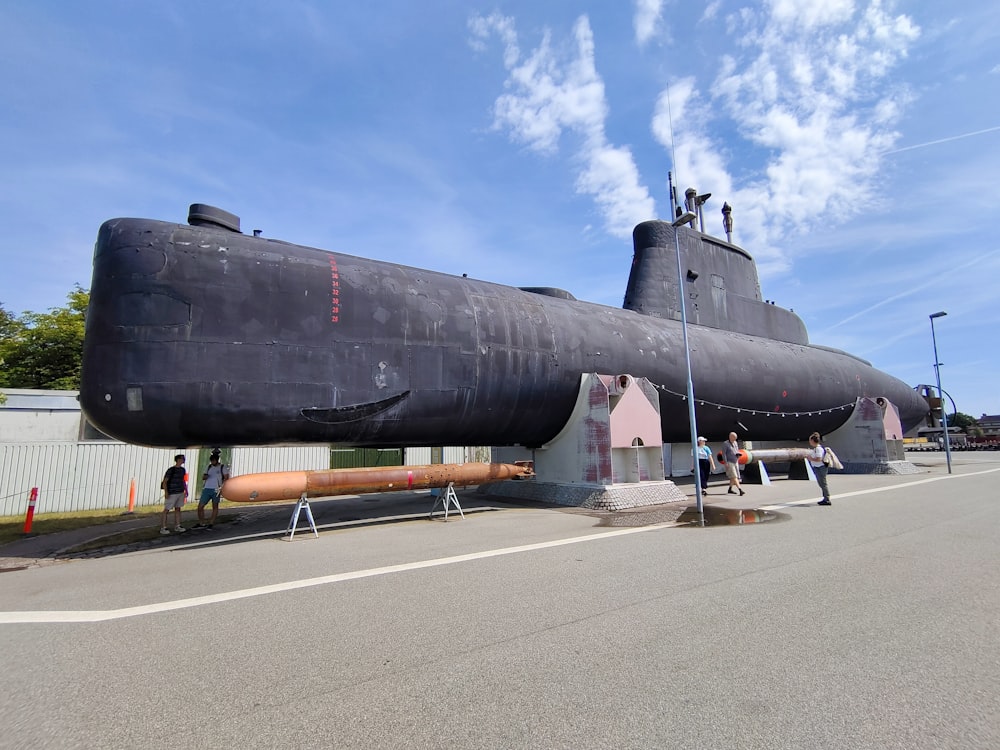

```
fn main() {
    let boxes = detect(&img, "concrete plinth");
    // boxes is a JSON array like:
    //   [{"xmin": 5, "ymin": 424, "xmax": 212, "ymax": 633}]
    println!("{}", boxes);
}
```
[
  {"xmin": 478, "ymin": 479, "xmax": 687, "ymax": 510},
  {"xmin": 837, "ymin": 460, "xmax": 922, "ymax": 475}
]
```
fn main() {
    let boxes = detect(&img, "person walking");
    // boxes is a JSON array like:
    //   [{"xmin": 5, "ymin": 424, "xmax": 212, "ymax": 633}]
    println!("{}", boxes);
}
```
[
  {"xmin": 723, "ymin": 432, "xmax": 745, "ymax": 496},
  {"xmin": 194, "ymin": 449, "xmax": 229, "ymax": 529},
  {"xmin": 808, "ymin": 432, "xmax": 832, "ymax": 505},
  {"xmin": 160, "ymin": 454, "xmax": 188, "ymax": 534},
  {"xmin": 695, "ymin": 437, "xmax": 716, "ymax": 496}
]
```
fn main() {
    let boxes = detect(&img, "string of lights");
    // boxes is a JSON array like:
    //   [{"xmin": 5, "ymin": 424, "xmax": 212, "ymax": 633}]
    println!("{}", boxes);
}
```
[{"xmin": 649, "ymin": 382, "xmax": 857, "ymax": 418}]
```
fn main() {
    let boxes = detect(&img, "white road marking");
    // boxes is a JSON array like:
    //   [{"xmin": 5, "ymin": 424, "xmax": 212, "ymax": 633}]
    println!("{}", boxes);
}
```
[
  {"xmin": 0, "ymin": 522, "xmax": 681, "ymax": 624},
  {"xmin": 757, "ymin": 466, "xmax": 1000, "ymax": 511}
]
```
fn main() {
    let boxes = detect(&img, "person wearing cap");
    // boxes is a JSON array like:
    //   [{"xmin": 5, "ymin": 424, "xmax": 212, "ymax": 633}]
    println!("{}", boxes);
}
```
[
  {"xmin": 694, "ymin": 437, "xmax": 716, "ymax": 496},
  {"xmin": 194, "ymin": 450, "xmax": 229, "ymax": 529}
]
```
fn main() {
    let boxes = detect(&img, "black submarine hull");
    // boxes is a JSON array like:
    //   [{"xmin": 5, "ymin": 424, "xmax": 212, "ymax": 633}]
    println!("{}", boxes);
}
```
[{"xmin": 80, "ymin": 210, "xmax": 928, "ymax": 448}]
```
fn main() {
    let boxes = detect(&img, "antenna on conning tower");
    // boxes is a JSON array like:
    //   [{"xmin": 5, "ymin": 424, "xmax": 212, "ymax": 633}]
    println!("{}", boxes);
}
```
[
  {"xmin": 668, "ymin": 171, "xmax": 680, "ymax": 219},
  {"xmin": 664, "ymin": 85, "xmax": 683, "ymax": 220},
  {"xmin": 663, "ymin": 83, "xmax": 734, "ymax": 239}
]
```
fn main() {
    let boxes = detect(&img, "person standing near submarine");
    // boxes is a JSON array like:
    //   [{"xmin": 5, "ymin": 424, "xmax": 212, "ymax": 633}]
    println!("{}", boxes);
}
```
[
  {"xmin": 160, "ymin": 454, "xmax": 188, "ymax": 535},
  {"xmin": 194, "ymin": 449, "xmax": 229, "ymax": 529},
  {"xmin": 808, "ymin": 432, "xmax": 832, "ymax": 506},
  {"xmin": 723, "ymin": 432, "xmax": 745, "ymax": 496},
  {"xmin": 695, "ymin": 437, "xmax": 716, "ymax": 496}
]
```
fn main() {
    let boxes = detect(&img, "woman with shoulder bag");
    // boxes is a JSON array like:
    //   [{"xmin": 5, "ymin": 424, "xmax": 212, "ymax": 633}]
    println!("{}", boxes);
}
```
[{"xmin": 808, "ymin": 432, "xmax": 832, "ymax": 506}]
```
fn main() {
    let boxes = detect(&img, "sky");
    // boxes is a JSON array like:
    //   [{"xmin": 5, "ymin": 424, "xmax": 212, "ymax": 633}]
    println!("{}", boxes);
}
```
[{"xmin": 2, "ymin": 0, "xmax": 998, "ymax": 419}]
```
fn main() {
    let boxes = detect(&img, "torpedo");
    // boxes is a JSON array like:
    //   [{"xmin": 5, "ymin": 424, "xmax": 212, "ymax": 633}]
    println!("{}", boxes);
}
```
[
  {"xmin": 221, "ymin": 462, "xmax": 532, "ymax": 504},
  {"xmin": 79, "ymin": 203, "xmax": 928, "ymax": 448}
]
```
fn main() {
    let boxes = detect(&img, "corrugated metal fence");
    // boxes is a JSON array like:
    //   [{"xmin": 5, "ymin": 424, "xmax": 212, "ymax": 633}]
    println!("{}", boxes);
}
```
[
  {"xmin": 0, "ymin": 443, "xmax": 185, "ymax": 516},
  {"xmin": 228, "ymin": 446, "xmax": 331, "ymax": 476},
  {"xmin": 404, "ymin": 446, "xmax": 492, "ymax": 465},
  {"xmin": 1, "ymin": 444, "xmax": 490, "ymax": 516},
  {"xmin": 0, "ymin": 444, "xmax": 331, "ymax": 517}
]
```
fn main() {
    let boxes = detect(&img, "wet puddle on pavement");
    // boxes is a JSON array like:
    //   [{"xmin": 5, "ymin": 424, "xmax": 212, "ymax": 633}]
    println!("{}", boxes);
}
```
[{"xmin": 597, "ymin": 504, "xmax": 788, "ymax": 528}]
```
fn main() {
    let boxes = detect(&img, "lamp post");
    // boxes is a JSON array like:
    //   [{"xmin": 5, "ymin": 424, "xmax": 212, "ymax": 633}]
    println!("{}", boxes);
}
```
[
  {"xmin": 672, "ymin": 210, "xmax": 702, "ymax": 511},
  {"xmin": 929, "ymin": 311, "xmax": 952, "ymax": 474}
]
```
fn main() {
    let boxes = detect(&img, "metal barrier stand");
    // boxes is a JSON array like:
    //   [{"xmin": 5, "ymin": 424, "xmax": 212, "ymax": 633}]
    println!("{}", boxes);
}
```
[{"xmin": 429, "ymin": 482, "xmax": 464, "ymax": 521}]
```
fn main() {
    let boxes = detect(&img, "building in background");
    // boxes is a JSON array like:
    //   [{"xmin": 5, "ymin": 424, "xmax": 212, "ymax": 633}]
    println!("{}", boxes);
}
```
[{"xmin": 977, "ymin": 414, "xmax": 1000, "ymax": 438}]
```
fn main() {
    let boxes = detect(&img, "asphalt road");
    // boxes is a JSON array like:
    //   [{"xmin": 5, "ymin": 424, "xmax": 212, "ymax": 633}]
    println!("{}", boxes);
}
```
[{"xmin": 1, "ymin": 453, "xmax": 998, "ymax": 749}]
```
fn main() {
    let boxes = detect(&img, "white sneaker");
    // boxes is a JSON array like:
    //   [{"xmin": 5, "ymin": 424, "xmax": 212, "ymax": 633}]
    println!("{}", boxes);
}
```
[
  {"xmin": 174, "ymin": 525, "xmax": 186, "ymax": 533},
  {"xmin": 159, "ymin": 528, "xmax": 170, "ymax": 535}
]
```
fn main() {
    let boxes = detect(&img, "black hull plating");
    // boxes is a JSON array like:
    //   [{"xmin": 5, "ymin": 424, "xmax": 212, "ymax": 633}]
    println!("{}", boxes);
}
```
[{"xmin": 80, "ymin": 215, "xmax": 928, "ymax": 447}]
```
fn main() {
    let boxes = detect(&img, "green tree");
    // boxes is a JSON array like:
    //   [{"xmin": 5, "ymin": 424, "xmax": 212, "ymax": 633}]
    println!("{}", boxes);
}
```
[
  {"xmin": 0, "ymin": 302, "xmax": 23, "ymax": 403},
  {"xmin": 948, "ymin": 412, "xmax": 978, "ymax": 433},
  {"xmin": 0, "ymin": 287, "xmax": 89, "ymax": 391},
  {"xmin": 0, "ymin": 303, "xmax": 19, "ymax": 338}
]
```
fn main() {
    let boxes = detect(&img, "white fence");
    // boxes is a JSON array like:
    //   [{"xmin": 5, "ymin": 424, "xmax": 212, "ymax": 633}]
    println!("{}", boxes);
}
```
[
  {"xmin": 404, "ymin": 446, "xmax": 492, "ymax": 465},
  {"xmin": 0, "ymin": 443, "xmax": 497, "ymax": 517},
  {"xmin": 0, "ymin": 443, "xmax": 331, "ymax": 517}
]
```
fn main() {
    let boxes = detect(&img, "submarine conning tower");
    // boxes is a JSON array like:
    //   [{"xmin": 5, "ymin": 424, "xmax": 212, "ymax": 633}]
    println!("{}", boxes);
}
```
[{"xmin": 624, "ymin": 220, "xmax": 809, "ymax": 346}]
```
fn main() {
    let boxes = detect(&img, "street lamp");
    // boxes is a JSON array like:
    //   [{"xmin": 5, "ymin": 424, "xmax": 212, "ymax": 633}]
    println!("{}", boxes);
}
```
[
  {"xmin": 929, "ymin": 311, "xmax": 952, "ymax": 474},
  {"xmin": 672, "ymin": 210, "xmax": 703, "ymax": 511}
]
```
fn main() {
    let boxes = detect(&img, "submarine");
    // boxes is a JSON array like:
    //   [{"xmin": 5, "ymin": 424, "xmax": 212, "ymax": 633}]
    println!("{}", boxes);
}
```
[{"xmin": 79, "ymin": 203, "xmax": 928, "ymax": 448}]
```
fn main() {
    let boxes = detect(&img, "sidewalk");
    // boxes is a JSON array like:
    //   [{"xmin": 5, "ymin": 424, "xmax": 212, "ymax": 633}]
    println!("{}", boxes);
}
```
[{"xmin": 0, "ymin": 488, "xmax": 532, "ymax": 571}]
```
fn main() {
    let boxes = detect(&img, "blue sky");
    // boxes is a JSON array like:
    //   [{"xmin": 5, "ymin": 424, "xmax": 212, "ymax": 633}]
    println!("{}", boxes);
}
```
[{"xmin": 2, "ymin": 0, "xmax": 998, "ymax": 419}]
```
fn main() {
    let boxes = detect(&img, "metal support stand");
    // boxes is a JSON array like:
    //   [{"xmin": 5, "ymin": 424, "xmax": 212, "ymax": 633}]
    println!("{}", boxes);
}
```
[
  {"xmin": 286, "ymin": 493, "xmax": 319, "ymax": 540},
  {"xmin": 429, "ymin": 482, "xmax": 464, "ymax": 521}
]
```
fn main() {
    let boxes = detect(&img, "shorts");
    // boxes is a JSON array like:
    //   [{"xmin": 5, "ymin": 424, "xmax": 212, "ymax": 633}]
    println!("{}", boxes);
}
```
[
  {"xmin": 725, "ymin": 463, "xmax": 741, "ymax": 480},
  {"xmin": 164, "ymin": 492, "xmax": 185, "ymax": 510},
  {"xmin": 199, "ymin": 487, "xmax": 221, "ymax": 507}
]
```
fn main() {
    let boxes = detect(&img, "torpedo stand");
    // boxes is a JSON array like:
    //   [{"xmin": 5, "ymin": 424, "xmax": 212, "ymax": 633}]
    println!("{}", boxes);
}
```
[
  {"xmin": 428, "ymin": 482, "xmax": 464, "ymax": 521},
  {"xmin": 285, "ymin": 493, "xmax": 319, "ymax": 540},
  {"xmin": 485, "ymin": 373, "xmax": 688, "ymax": 510}
]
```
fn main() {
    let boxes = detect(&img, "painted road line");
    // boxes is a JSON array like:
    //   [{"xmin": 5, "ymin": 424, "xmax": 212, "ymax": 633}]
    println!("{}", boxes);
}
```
[
  {"xmin": 757, "ymin": 466, "xmax": 1000, "ymax": 511},
  {"xmin": 0, "ymin": 521, "xmax": 682, "ymax": 624}
]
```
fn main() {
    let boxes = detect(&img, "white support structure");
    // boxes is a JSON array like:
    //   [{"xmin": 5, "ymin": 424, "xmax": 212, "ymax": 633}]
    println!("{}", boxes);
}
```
[
  {"xmin": 755, "ymin": 461, "xmax": 772, "ymax": 486},
  {"xmin": 429, "ymin": 482, "xmax": 464, "ymax": 521},
  {"xmin": 285, "ymin": 493, "xmax": 319, "ymax": 539}
]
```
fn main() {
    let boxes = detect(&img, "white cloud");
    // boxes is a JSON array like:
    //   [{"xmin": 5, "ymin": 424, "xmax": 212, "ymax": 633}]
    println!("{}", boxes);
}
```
[
  {"xmin": 473, "ymin": 2, "xmax": 922, "ymax": 264},
  {"xmin": 650, "ymin": 1, "xmax": 920, "ymax": 271},
  {"xmin": 650, "ymin": 78, "xmax": 733, "ymax": 205},
  {"xmin": 634, "ymin": 0, "xmax": 665, "ymax": 47},
  {"xmin": 767, "ymin": 0, "xmax": 855, "ymax": 31},
  {"xmin": 471, "ymin": 14, "xmax": 655, "ymax": 237},
  {"xmin": 576, "ymin": 144, "xmax": 657, "ymax": 235},
  {"xmin": 701, "ymin": 2, "xmax": 722, "ymax": 23},
  {"xmin": 468, "ymin": 12, "xmax": 519, "ymax": 68},
  {"xmin": 650, "ymin": 79, "xmax": 781, "ymax": 268}
]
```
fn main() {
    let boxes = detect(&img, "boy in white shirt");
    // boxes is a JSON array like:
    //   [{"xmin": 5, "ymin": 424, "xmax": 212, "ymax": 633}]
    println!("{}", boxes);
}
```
[{"xmin": 195, "ymin": 450, "xmax": 230, "ymax": 528}]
